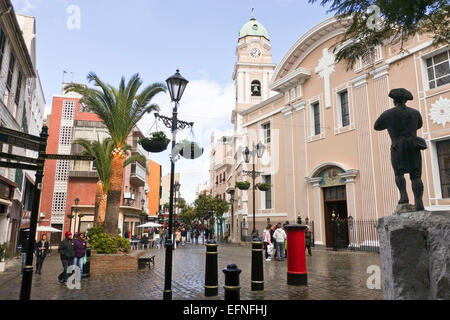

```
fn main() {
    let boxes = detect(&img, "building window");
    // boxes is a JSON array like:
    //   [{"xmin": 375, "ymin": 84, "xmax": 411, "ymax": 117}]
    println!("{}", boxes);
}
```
[
  {"xmin": 59, "ymin": 126, "xmax": 73, "ymax": 145},
  {"xmin": 263, "ymin": 175, "xmax": 272, "ymax": 209},
  {"xmin": 0, "ymin": 28, "xmax": 6, "ymax": 72},
  {"xmin": 311, "ymin": 101, "xmax": 321, "ymax": 136},
  {"xmin": 338, "ymin": 90, "xmax": 350, "ymax": 127},
  {"xmin": 6, "ymin": 53, "xmax": 15, "ymax": 91},
  {"xmin": 436, "ymin": 139, "xmax": 450, "ymax": 198},
  {"xmin": 15, "ymin": 71, "xmax": 22, "ymax": 105},
  {"xmin": 262, "ymin": 122, "xmax": 271, "ymax": 144},
  {"xmin": 363, "ymin": 48, "xmax": 373, "ymax": 68},
  {"xmin": 426, "ymin": 49, "xmax": 450, "ymax": 89},
  {"xmin": 251, "ymin": 80, "xmax": 261, "ymax": 96}
]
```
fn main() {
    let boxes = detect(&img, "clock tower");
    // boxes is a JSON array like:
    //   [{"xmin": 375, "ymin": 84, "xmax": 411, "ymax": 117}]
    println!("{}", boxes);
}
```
[{"xmin": 232, "ymin": 14, "xmax": 276, "ymax": 112}]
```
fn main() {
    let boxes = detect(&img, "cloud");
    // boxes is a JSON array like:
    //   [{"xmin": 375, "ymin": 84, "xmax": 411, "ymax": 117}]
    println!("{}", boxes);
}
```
[
  {"xmin": 138, "ymin": 78, "xmax": 235, "ymax": 204},
  {"xmin": 12, "ymin": 0, "xmax": 37, "ymax": 13}
]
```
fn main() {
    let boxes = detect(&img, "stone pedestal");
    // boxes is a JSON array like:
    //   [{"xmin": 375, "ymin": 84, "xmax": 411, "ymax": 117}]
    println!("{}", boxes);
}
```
[{"xmin": 376, "ymin": 211, "xmax": 449, "ymax": 300}]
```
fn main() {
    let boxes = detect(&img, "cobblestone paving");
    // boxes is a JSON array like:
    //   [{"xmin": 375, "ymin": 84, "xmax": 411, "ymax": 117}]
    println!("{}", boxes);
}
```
[{"xmin": 0, "ymin": 243, "xmax": 382, "ymax": 300}]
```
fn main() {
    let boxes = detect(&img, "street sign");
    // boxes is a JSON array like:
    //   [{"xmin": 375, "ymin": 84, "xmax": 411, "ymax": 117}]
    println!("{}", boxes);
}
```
[
  {"xmin": 0, "ymin": 134, "xmax": 42, "ymax": 151},
  {"xmin": 0, "ymin": 152, "xmax": 42, "ymax": 164},
  {"xmin": 43, "ymin": 154, "xmax": 96, "ymax": 161},
  {"xmin": 0, "ymin": 126, "xmax": 43, "ymax": 142},
  {"xmin": 0, "ymin": 161, "xmax": 41, "ymax": 171}
]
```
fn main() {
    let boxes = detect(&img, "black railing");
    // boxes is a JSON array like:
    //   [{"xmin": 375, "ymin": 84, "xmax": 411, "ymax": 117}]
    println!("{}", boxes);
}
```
[
  {"xmin": 347, "ymin": 218, "xmax": 379, "ymax": 253},
  {"xmin": 309, "ymin": 217, "xmax": 379, "ymax": 253}
]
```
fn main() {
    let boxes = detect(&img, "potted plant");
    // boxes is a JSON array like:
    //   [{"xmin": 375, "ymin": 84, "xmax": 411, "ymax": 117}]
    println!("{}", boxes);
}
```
[
  {"xmin": 139, "ymin": 131, "xmax": 170, "ymax": 153},
  {"xmin": 256, "ymin": 182, "xmax": 272, "ymax": 191},
  {"xmin": 235, "ymin": 181, "xmax": 251, "ymax": 190},
  {"xmin": 67, "ymin": 214, "xmax": 75, "ymax": 219},
  {"xmin": 0, "ymin": 243, "xmax": 7, "ymax": 273}
]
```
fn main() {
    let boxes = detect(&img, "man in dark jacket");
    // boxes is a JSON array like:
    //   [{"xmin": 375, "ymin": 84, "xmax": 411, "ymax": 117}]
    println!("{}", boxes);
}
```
[
  {"xmin": 305, "ymin": 227, "xmax": 312, "ymax": 256},
  {"xmin": 58, "ymin": 231, "xmax": 75, "ymax": 284}
]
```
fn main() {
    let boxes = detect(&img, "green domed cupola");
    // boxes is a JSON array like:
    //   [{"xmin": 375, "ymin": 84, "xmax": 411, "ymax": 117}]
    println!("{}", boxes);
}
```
[{"xmin": 239, "ymin": 16, "xmax": 269, "ymax": 41}]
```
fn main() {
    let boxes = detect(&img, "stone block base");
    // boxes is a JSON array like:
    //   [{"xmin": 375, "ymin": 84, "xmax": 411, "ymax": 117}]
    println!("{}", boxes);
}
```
[
  {"xmin": 90, "ymin": 250, "xmax": 146, "ymax": 278},
  {"xmin": 376, "ymin": 211, "xmax": 449, "ymax": 300}
]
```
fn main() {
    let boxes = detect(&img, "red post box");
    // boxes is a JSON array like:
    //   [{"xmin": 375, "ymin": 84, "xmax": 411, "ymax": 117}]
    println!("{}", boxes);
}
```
[{"xmin": 284, "ymin": 224, "xmax": 307, "ymax": 285}]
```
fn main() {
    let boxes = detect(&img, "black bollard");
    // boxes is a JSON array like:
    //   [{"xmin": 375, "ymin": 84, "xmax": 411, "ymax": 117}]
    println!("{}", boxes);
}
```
[
  {"xmin": 223, "ymin": 264, "xmax": 241, "ymax": 300},
  {"xmin": 204, "ymin": 240, "xmax": 218, "ymax": 297},
  {"xmin": 251, "ymin": 238, "xmax": 264, "ymax": 291},
  {"xmin": 82, "ymin": 248, "xmax": 91, "ymax": 278}
]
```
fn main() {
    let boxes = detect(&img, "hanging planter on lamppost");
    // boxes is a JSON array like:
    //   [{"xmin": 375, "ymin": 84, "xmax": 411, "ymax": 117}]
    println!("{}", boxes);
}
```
[
  {"xmin": 175, "ymin": 140, "xmax": 204, "ymax": 160},
  {"xmin": 235, "ymin": 181, "xmax": 250, "ymax": 190},
  {"xmin": 139, "ymin": 131, "xmax": 171, "ymax": 153},
  {"xmin": 256, "ymin": 183, "xmax": 272, "ymax": 192}
]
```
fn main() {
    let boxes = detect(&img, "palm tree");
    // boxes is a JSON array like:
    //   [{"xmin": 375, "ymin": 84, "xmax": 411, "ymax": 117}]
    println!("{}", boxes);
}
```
[
  {"xmin": 67, "ymin": 73, "xmax": 166, "ymax": 235},
  {"xmin": 74, "ymin": 137, "xmax": 148, "ymax": 228}
]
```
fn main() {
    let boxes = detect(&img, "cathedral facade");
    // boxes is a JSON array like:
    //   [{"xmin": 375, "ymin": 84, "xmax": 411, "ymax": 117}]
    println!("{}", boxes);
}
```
[{"xmin": 210, "ymin": 15, "xmax": 450, "ymax": 247}]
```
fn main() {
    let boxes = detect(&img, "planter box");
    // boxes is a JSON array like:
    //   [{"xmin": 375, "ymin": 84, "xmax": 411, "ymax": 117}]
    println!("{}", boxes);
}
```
[{"xmin": 89, "ymin": 251, "xmax": 146, "ymax": 278}]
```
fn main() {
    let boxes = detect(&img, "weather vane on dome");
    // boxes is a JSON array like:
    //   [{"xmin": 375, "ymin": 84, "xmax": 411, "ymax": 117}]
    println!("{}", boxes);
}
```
[{"xmin": 251, "ymin": 7, "xmax": 255, "ymax": 20}]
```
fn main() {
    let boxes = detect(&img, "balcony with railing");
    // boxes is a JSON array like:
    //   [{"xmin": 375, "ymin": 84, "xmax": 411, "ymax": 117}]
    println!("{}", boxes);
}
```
[{"xmin": 130, "ymin": 161, "xmax": 146, "ymax": 186}]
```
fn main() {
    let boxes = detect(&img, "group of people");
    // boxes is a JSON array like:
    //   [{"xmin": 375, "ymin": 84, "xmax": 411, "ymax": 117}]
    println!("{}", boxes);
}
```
[
  {"xmin": 57, "ymin": 231, "xmax": 87, "ymax": 285},
  {"xmin": 262, "ymin": 222, "xmax": 312, "ymax": 262}
]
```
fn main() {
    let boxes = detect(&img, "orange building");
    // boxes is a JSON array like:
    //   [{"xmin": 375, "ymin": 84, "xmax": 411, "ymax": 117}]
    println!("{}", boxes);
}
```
[{"xmin": 147, "ymin": 159, "xmax": 162, "ymax": 217}]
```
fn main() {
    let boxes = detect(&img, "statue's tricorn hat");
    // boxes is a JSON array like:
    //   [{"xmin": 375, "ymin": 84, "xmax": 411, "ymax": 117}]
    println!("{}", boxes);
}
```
[{"xmin": 389, "ymin": 88, "xmax": 413, "ymax": 101}]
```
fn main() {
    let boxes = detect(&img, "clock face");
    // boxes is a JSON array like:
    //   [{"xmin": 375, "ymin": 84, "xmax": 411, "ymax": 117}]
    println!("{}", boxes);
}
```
[{"xmin": 250, "ymin": 48, "xmax": 261, "ymax": 58}]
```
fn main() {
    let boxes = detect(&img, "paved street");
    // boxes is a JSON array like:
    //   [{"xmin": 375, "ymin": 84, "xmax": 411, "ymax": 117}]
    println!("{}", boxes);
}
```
[{"xmin": 0, "ymin": 243, "xmax": 382, "ymax": 300}]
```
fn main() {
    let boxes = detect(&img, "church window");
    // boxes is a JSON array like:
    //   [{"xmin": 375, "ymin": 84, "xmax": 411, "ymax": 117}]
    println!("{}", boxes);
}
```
[
  {"xmin": 436, "ymin": 139, "xmax": 450, "ymax": 198},
  {"xmin": 338, "ymin": 90, "xmax": 350, "ymax": 127},
  {"xmin": 251, "ymin": 80, "xmax": 261, "ymax": 96},
  {"xmin": 262, "ymin": 175, "xmax": 272, "ymax": 209},
  {"xmin": 262, "ymin": 122, "xmax": 271, "ymax": 144},
  {"xmin": 311, "ymin": 101, "xmax": 321, "ymax": 136},
  {"xmin": 426, "ymin": 49, "xmax": 450, "ymax": 89}
]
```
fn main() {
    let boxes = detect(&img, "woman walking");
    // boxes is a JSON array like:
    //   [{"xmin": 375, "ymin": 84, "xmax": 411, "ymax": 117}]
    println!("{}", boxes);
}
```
[
  {"xmin": 35, "ymin": 234, "xmax": 49, "ymax": 274},
  {"xmin": 263, "ymin": 224, "xmax": 272, "ymax": 261},
  {"xmin": 73, "ymin": 233, "xmax": 87, "ymax": 282}
]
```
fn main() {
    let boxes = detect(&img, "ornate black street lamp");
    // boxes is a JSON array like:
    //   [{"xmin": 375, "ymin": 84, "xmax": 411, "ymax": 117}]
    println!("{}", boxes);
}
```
[
  {"xmin": 242, "ymin": 141, "xmax": 265, "ymax": 239},
  {"xmin": 159, "ymin": 69, "xmax": 193, "ymax": 301}
]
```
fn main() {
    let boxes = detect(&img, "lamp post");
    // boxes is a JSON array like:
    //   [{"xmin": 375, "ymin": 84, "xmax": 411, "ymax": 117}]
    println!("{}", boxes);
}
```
[
  {"xmin": 74, "ymin": 198, "xmax": 80, "ymax": 235},
  {"xmin": 141, "ymin": 198, "xmax": 146, "ymax": 236},
  {"xmin": 242, "ymin": 141, "xmax": 265, "ymax": 239},
  {"xmin": 228, "ymin": 189, "xmax": 237, "ymax": 242},
  {"xmin": 159, "ymin": 69, "xmax": 192, "ymax": 301}
]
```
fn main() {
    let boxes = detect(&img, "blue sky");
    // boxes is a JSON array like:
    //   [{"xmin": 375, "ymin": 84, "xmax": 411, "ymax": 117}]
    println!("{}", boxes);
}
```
[{"xmin": 12, "ymin": 0, "xmax": 332, "ymax": 203}]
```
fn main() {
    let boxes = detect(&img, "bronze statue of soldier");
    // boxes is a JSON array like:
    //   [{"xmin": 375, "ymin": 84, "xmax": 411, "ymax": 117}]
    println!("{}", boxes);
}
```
[{"xmin": 374, "ymin": 88, "xmax": 427, "ymax": 212}]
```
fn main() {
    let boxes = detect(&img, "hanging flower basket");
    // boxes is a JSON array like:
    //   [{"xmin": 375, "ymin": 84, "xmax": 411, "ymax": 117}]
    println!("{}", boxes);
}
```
[
  {"xmin": 178, "ymin": 140, "xmax": 204, "ymax": 160},
  {"xmin": 67, "ymin": 214, "xmax": 74, "ymax": 219},
  {"xmin": 235, "ymin": 181, "xmax": 250, "ymax": 190},
  {"xmin": 226, "ymin": 187, "xmax": 235, "ymax": 194},
  {"xmin": 256, "ymin": 182, "xmax": 272, "ymax": 192},
  {"xmin": 139, "ymin": 131, "xmax": 170, "ymax": 153}
]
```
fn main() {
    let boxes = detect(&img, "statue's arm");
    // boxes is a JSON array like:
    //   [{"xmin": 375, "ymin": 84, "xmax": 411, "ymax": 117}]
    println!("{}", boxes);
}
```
[
  {"xmin": 374, "ymin": 113, "xmax": 387, "ymax": 131},
  {"xmin": 417, "ymin": 113, "xmax": 423, "ymax": 130}
]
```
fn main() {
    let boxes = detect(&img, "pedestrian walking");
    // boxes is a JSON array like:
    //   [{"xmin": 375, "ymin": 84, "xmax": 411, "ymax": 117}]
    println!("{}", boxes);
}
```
[
  {"xmin": 181, "ymin": 228, "xmax": 187, "ymax": 245},
  {"xmin": 73, "ymin": 233, "xmax": 87, "ymax": 282},
  {"xmin": 263, "ymin": 224, "xmax": 272, "ymax": 261},
  {"xmin": 305, "ymin": 226, "xmax": 312, "ymax": 256},
  {"xmin": 194, "ymin": 228, "xmax": 199, "ymax": 244},
  {"xmin": 204, "ymin": 227, "xmax": 210, "ymax": 242},
  {"xmin": 273, "ymin": 223, "xmax": 287, "ymax": 261},
  {"xmin": 175, "ymin": 229, "xmax": 181, "ymax": 247},
  {"xmin": 141, "ymin": 233, "xmax": 149, "ymax": 250},
  {"xmin": 35, "ymin": 234, "xmax": 49, "ymax": 274},
  {"xmin": 57, "ymin": 231, "xmax": 75, "ymax": 284}
]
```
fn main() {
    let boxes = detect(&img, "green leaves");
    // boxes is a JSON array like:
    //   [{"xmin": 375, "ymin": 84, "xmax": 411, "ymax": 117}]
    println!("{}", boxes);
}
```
[
  {"xmin": 86, "ymin": 227, "xmax": 130, "ymax": 254},
  {"xmin": 66, "ymin": 73, "xmax": 166, "ymax": 149},
  {"xmin": 309, "ymin": 0, "xmax": 450, "ymax": 69}
]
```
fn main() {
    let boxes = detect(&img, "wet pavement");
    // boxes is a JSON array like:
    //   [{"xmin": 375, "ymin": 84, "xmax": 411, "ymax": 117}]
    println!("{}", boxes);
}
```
[{"xmin": 0, "ymin": 243, "xmax": 382, "ymax": 300}]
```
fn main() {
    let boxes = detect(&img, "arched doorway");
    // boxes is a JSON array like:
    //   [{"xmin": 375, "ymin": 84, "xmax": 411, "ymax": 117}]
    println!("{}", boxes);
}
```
[{"xmin": 315, "ymin": 166, "xmax": 349, "ymax": 247}]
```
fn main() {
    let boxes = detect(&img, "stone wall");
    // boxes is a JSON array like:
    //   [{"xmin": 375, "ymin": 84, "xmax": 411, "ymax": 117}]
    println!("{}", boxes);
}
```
[
  {"xmin": 90, "ymin": 250, "xmax": 146, "ymax": 278},
  {"xmin": 377, "ymin": 211, "xmax": 449, "ymax": 300}
]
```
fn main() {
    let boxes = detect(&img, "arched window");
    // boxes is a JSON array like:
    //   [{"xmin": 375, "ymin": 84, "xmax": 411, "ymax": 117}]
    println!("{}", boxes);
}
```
[{"xmin": 251, "ymin": 80, "xmax": 261, "ymax": 96}]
